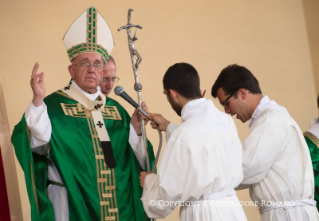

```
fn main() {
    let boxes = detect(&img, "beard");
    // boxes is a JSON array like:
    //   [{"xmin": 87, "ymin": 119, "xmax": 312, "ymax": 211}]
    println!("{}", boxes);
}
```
[
  {"xmin": 167, "ymin": 94, "xmax": 182, "ymax": 116},
  {"xmin": 171, "ymin": 103, "xmax": 182, "ymax": 116}
]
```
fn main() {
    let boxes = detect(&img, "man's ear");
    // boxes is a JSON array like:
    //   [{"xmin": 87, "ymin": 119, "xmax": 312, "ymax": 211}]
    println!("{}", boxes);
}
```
[
  {"xmin": 169, "ymin": 89, "xmax": 178, "ymax": 101},
  {"xmin": 238, "ymin": 88, "xmax": 248, "ymax": 100},
  {"xmin": 68, "ymin": 65, "xmax": 74, "ymax": 79}
]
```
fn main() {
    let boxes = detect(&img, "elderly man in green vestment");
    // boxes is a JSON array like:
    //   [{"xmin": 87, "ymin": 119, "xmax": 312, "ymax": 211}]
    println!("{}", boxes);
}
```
[
  {"xmin": 304, "ymin": 93, "xmax": 319, "ymax": 211},
  {"xmin": 11, "ymin": 6, "xmax": 154, "ymax": 221}
]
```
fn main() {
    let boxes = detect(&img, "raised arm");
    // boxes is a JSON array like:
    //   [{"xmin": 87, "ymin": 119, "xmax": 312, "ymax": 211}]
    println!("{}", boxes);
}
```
[{"xmin": 25, "ymin": 63, "xmax": 52, "ymax": 154}]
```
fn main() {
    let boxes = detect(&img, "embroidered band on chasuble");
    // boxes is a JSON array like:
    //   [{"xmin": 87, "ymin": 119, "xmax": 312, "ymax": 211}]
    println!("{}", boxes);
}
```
[
  {"xmin": 62, "ymin": 6, "xmax": 114, "ymax": 62},
  {"xmin": 59, "ymin": 83, "xmax": 120, "ymax": 220},
  {"xmin": 91, "ymin": 111, "xmax": 116, "ymax": 168},
  {"xmin": 61, "ymin": 83, "xmax": 116, "ymax": 168}
]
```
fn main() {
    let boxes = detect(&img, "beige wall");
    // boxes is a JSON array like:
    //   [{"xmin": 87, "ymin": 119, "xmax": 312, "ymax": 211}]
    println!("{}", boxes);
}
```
[
  {"xmin": 303, "ymin": 0, "xmax": 319, "ymax": 96},
  {"xmin": 1, "ymin": 0, "xmax": 317, "ymax": 220}
]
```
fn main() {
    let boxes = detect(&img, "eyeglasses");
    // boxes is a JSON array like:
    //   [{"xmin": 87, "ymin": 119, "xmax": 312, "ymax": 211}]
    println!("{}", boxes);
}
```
[
  {"xmin": 73, "ymin": 62, "xmax": 104, "ymax": 71},
  {"xmin": 101, "ymin": 76, "xmax": 120, "ymax": 83},
  {"xmin": 221, "ymin": 90, "xmax": 238, "ymax": 109}
]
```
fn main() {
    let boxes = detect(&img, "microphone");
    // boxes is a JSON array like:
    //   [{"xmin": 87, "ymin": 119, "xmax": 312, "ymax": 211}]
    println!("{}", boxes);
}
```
[{"xmin": 114, "ymin": 86, "xmax": 148, "ymax": 117}]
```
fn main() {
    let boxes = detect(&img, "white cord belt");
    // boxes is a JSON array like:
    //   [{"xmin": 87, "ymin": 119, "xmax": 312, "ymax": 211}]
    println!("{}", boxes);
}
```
[
  {"xmin": 203, "ymin": 189, "xmax": 236, "ymax": 201},
  {"xmin": 259, "ymin": 199, "xmax": 316, "ymax": 214}
]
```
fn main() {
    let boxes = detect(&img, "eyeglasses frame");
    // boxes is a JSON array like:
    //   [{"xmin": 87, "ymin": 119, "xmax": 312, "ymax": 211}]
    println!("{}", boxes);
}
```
[{"xmin": 221, "ymin": 89, "xmax": 238, "ymax": 109}]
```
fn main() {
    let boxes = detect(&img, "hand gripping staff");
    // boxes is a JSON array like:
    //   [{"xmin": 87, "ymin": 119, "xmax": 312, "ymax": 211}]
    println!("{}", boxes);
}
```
[{"xmin": 118, "ymin": 9, "xmax": 163, "ymax": 174}]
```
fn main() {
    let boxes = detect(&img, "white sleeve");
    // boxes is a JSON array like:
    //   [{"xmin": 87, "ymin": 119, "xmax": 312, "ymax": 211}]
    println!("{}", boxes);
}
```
[
  {"xmin": 165, "ymin": 123, "xmax": 178, "ymax": 141},
  {"xmin": 129, "ymin": 123, "xmax": 145, "ymax": 169},
  {"xmin": 141, "ymin": 127, "xmax": 212, "ymax": 218},
  {"xmin": 25, "ymin": 101, "xmax": 52, "ymax": 155},
  {"xmin": 241, "ymin": 117, "xmax": 283, "ymax": 185},
  {"xmin": 132, "ymin": 122, "xmax": 179, "ymax": 170},
  {"xmin": 141, "ymin": 174, "xmax": 172, "ymax": 219},
  {"xmin": 141, "ymin": 140, "xmax": 188, "ymax": 219}
]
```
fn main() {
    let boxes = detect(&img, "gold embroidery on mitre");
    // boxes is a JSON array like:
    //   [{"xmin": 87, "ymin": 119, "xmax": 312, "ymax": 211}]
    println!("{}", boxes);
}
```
[
  {"xmin": 67, "ymin": 43, "xmax": 109, "ymax": 62},
  {"xmin": 66, "ymin": 7, "xmax": 110, "ymax": 62}
]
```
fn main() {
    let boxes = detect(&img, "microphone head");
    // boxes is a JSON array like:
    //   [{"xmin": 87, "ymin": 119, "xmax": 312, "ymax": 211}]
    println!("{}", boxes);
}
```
[{"xmin": 114, "ymin": 86, "xmax": 124, "ymax": 96}]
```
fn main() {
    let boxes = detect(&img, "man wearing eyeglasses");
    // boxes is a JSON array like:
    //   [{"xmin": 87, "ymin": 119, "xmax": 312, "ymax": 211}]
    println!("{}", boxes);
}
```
[
  {"xmin": 99, "ymin": 55, "xmax": 119, "ymax": 96},
  {"xmin": 139, "ymin": 63, "xmax": 247, "ymax": 221},
  {"xmin": 98, "ymin": 55, "xmax": 150, "ymax": 172},
  {"xmin": 11, "ymin": 7, "xmax": 154, "ymax": 221},
  {"xmin": 211, "ymin": 64, "xmax": 319, "ymax": 220}
]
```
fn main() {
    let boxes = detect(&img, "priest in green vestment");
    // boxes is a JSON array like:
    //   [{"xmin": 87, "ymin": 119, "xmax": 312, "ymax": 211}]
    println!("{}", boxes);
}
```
[
  {"xmin": 304, "ymin": 93, "xmax": 319, "ymax": 211},
  {"xmin": 11, "ymin": 6, "xmax": 155, "ymax": 221}
]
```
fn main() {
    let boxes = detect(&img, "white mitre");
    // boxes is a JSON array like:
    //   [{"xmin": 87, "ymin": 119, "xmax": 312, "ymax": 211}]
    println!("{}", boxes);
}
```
[{"xmin": 62, "ymin": 6, "xmax": 114, "ymax": 62}]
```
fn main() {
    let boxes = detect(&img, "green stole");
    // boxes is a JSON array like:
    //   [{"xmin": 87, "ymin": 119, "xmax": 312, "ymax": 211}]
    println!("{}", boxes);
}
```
[
  {"xmin": 304, "ymin": 131, "xmax": 319, "ymax": 211},
  {"xmin": 11, "ymin": 84, "xmax": 155, "ymax": 221}
]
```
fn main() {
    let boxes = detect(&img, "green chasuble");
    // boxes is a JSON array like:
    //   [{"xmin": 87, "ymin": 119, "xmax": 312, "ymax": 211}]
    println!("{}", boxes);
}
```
[
  {"xmin": 12, "ymin": 86, "xmax": 155, "ymax": 221},
  {"xmin": 304, "ymin": 131, "xmax": 319, "ymax": 211}
]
